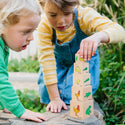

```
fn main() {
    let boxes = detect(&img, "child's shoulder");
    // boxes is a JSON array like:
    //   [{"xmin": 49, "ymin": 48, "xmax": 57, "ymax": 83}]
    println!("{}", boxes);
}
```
[
  {"xmin": 40, "ymin": 14, "xmax": 50, "ymax": 26},
  {"xmin": 77, "ymin": 5, "xmax": 94, "ymax": 12},
  {"xmin": 77, "ymin": 5, "xmax": 96, "ymax": 17},
  {"xmin": 38, "ymin": 14, "xmax": 52, "ymax": 33}
]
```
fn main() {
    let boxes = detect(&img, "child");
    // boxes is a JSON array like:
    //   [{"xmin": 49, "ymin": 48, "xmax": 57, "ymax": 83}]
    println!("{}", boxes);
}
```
[
  {"xmin": 0, "ymin": 0, "xmax": 48, "ymax": 123},
  {"xmin": 37, "ymin": 0, "xmax": 125, "ymax": 113}
]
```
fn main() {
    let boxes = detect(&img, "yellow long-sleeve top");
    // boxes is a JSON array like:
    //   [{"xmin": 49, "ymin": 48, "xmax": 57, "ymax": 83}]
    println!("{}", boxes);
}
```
[{"xmin": 37, "ymin": 6, "xmax": 125, "ymax": 85}]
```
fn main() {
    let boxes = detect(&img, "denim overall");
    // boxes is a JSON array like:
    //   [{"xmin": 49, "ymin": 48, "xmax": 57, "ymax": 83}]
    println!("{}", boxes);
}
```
[{"xmin": 38, "ymin": 8, "xmax": 100, "ymax": 104}]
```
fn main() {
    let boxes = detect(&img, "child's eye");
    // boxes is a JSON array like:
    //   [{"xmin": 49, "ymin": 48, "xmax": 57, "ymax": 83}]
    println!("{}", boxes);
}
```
[
  {"xmin": 64, "ymin": 12, "xmax": 72, "ymax": 16},
  {"xmin": 23, "ymin": 30, "xmax": 31, "ymax": 34},
  {"xmin": 50, "ymin": 14, "xmax": 56, "ymax": 17}
]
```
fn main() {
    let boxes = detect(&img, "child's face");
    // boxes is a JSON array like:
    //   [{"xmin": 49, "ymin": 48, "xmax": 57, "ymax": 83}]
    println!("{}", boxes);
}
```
[
  {"xmin": 44, "ymin": 1, "xmax": 74, "ymax": 31},
  {"xmin": 2, "ymin": 14, "xmax": 41, "ymax": 52}
]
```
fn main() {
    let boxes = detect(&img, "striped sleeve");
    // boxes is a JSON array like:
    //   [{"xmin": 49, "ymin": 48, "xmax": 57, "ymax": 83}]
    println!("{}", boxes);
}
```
[
  {"xmin": 77, "ymin": 6, "xmax": 125, "ymax": 43},
  {"xmin": 37, "ymin": 16, "xmax": 57, "ymax": 85}
]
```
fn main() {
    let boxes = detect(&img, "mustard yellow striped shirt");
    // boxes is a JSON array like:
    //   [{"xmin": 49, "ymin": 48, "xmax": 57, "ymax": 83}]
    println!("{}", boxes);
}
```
[{"xmin": 37, "ymin": 6, "xmax": 125, "ymax": 85}]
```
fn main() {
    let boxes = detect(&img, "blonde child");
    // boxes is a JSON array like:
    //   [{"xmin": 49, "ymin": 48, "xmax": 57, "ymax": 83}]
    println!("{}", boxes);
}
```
[
  {"xmin": 37, "ymin": 0, "xmax": 125, "ymax": 113},
  {"xmin": 0, "ymin": 0, "xmax": 48, "ymax": 123}
]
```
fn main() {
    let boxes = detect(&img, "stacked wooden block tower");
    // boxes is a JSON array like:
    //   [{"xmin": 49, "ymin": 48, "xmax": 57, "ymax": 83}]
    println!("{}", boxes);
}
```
[{"xmin": 70, "ymin": 54, "xmax": 93, "ymax": 120}]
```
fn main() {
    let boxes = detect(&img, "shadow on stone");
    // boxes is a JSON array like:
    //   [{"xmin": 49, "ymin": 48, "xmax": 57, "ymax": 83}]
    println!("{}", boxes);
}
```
[{"xmin": 0, "ymin": 117, "xmax": 13, "ymax": 125}]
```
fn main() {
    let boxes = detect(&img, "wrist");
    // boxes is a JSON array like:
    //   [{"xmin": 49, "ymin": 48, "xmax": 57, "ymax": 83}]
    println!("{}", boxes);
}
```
[
  {"xmin": 50, "ymin": 96, "xmax": 61, "ymax": 101},
  {"xmin": 89, "ymin": 31, "xmax": 109, "ymax": 44},
  {"xmin": 46, "ymin": 83, "xmax": 60, "ymax": 101},
  {"xmin": 96, "ymin": 31, "xmax": 109, "ymax": 43}
]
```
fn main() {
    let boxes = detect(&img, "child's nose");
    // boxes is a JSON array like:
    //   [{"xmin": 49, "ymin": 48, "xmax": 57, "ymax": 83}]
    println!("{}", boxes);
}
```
[
  {"xmin": 58, "ymin": 16, "xmax": 65, "ymax": 25},
  {"xmin": 27, "ymin": 33, "xmax": 34, "ymax": 41}
]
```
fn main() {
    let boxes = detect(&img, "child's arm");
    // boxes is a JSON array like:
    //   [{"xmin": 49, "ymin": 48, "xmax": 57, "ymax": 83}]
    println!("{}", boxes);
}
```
[
  {"xmin": 78, "ymin": 31, "xmax": 109, "ymax": 61},
  {"xmin": 46, "ymin": 83, "xmax": 67, "ymax": 113},
  {"xmin": 37, "ymin": 18, "xmax": 67, "ymax": 112},
  {"xmin": 0, "ymin": 48, "xmax": 48, "ymax": 122},
  {"xmin": 77, "ymin": 6, "xmax": 125, "ymax": 61}
]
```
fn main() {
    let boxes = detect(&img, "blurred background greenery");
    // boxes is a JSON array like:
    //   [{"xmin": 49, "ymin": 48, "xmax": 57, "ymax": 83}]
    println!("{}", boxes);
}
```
[
  {"xmin": 5, "ymin": 0, "xmax": 125, "ymax": 124},
  {"xmin": 81, "ymin": 0, "xmax": 125, "ymax": 124}
]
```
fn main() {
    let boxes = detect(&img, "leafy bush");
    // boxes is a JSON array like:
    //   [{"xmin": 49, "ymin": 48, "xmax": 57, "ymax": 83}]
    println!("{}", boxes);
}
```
[
  {"xmin": 94, "ymin": 44, "xmax": 125, "ymax": 124},
  {"xmin": 0, "ymin": 89, "xmax": 46, "ymax": 113},
  {"xmin": 8, "ymin": 55, "xmax": 39, "ymax": 73},
  {"xmin": 16, "ymin": 89, "xmax": 46, "ymax": 113},
  {"xmin": 81, "ymin": 0, "xmax": 125, "ymax": 124}
]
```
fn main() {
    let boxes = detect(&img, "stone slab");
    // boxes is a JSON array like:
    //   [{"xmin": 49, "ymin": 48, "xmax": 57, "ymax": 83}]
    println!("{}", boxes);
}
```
[{"xmin": 0, "ymin": 101, "xmax": 105, "ymax": 125}]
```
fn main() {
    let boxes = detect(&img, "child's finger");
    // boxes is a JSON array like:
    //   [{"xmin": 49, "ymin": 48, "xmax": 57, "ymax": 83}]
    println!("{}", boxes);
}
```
[
  {"xmin": 57, "ymin": 105, "xmax": 61, "ymax": 113},
  {"xmin": 62, "ymin": 103, "xmax": 67, "ymax": 110},
  {"xmin": 92, "ymin": 42, "xmax": 98, "ymax": 56},
  {"xmin": 3, "ymin": 108, "xmax": 11, "ymax": 114},
  {"xmin": 87, "ymin": 42, "xmax": 93, "ymax": 61},
  {"xmin": 46, "ymin": 103, "xmax": 51, "ymax": 111},
  {"xmin": 83, "ymin": 42, "xmax": 88, "ymax": 61},
  {"xmin": 77, "ymin": 49, "xmax": 80, "ymax": 54},
  {"xmin": 30, "ymin": 117, "xmax": 43, "ymax": 123},
  {"xmin": 37, "ymin": 113, "xmax": 48, "ymax": 121},
  {"xmin": 79, "ymin": 40, "xmax": 84, "ymax": 58},
  {"xmin": 50, "ymin": 104, "xmax": 57, "ymax": 113},
  {"xmin": 53, "ymin": 105, "xmax": 57, "ymax": 113}
]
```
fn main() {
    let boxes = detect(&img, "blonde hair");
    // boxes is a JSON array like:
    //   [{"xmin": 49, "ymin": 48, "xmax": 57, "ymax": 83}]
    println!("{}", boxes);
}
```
[
  {"xmin": 0, "ymin": 0, "xmax": 41, "ymax": 35},
  {"xmin": 39, "ymin": 0, "xmax": 80, "ymax": 11}
]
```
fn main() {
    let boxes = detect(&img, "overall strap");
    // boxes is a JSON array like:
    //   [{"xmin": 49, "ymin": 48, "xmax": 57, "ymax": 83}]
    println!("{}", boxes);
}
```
[
  {"xmin": 74, "ymin": 7, "xmax": 82, "ymax": 32},
  {"xmin": 52, "ymin": 28, "xmax": 56, "ymax": 44},
  {"xmin": 74, "ymin": 7, "xmax": 88, "ymax": 37}
]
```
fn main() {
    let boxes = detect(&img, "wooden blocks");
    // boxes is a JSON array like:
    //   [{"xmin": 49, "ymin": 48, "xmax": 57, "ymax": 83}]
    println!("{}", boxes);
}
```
[
  {"xmin": 72, "ymin": 85, "xmax": 92, "ymax": 101},
  {"xmin": 74, "ymin": 62, "xmax": 89, "ymax": 74},
  {"xmin": 73, "ymin": 73, "xmax": 90, "ymax": 86},
  {"xmin": 70, "ymin": 54, "xmax": 93, "ymax": 120},
  {"xmin": 70, "ymin": 100, "xmax": 93, "ymax": 120}
]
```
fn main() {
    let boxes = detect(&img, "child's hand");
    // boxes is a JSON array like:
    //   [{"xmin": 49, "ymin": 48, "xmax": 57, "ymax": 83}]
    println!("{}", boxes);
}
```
[
  {"xmin": 78, "ymin": 35, "xmax": 100, "ymax": 61},
  {"xmin": 20, "ymin": 109, "xmax": 48, "ymax": 123},
  {"xmin": 78, "ymin": 31, "xmax": 109, "ymax": 61},
  {"xmin": 3, "ymin": 108, "xmax": 11, "ymax": 114},
  {"xmin": 46, "ymin": 98, "xmax": 67, "ymax": 113}
]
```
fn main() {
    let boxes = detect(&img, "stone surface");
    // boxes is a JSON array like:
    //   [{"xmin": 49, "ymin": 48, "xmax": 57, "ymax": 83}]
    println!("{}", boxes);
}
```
[
  {"xmin": 1, "ymin": 73, "xmax": 105, "ymax": 124},
  {"xmin": 0, "ymin": 101, "xmax": 105, "ymax": 125}
]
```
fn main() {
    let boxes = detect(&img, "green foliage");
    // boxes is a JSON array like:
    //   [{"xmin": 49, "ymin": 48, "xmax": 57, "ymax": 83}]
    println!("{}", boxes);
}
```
[
  {"xmin": 94, "ymin": 44, "xmax": 125, "ymax": 125},
  {"xmin": 16, "ymin": 89, "xmax": 46, "ymax": 113},
  {"xmin": 81, "ymin": 0, "xmax": 125, "ymax": 124},
  {"xmin": 8, "ymin": 55, "xmax": 39, "ymax": 73},
  {"xmin": 81, "ymin": 0, "xmax": 125, "ymax": 26}
]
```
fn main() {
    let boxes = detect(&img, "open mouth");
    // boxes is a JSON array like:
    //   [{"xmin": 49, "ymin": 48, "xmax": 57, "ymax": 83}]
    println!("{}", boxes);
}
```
[{"xmin": 22, "ymin": 45, "xmax": 27, "ymax": 50}]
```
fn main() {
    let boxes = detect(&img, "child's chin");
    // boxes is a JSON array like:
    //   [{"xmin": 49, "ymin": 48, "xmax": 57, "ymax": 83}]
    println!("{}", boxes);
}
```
[{"xmin": 14, "ymin": 49, "xmax": 22, "ymax": 52}]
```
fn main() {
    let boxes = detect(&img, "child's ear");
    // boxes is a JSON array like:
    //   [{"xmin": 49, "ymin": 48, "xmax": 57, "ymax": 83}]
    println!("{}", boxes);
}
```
[
  {"xmin": 1, "ymin": 29, "xmax": 6, "ymax": 34},
  {"xmin": 1, "ymin": 28, "xmax": 8, "ymax": 37}
]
